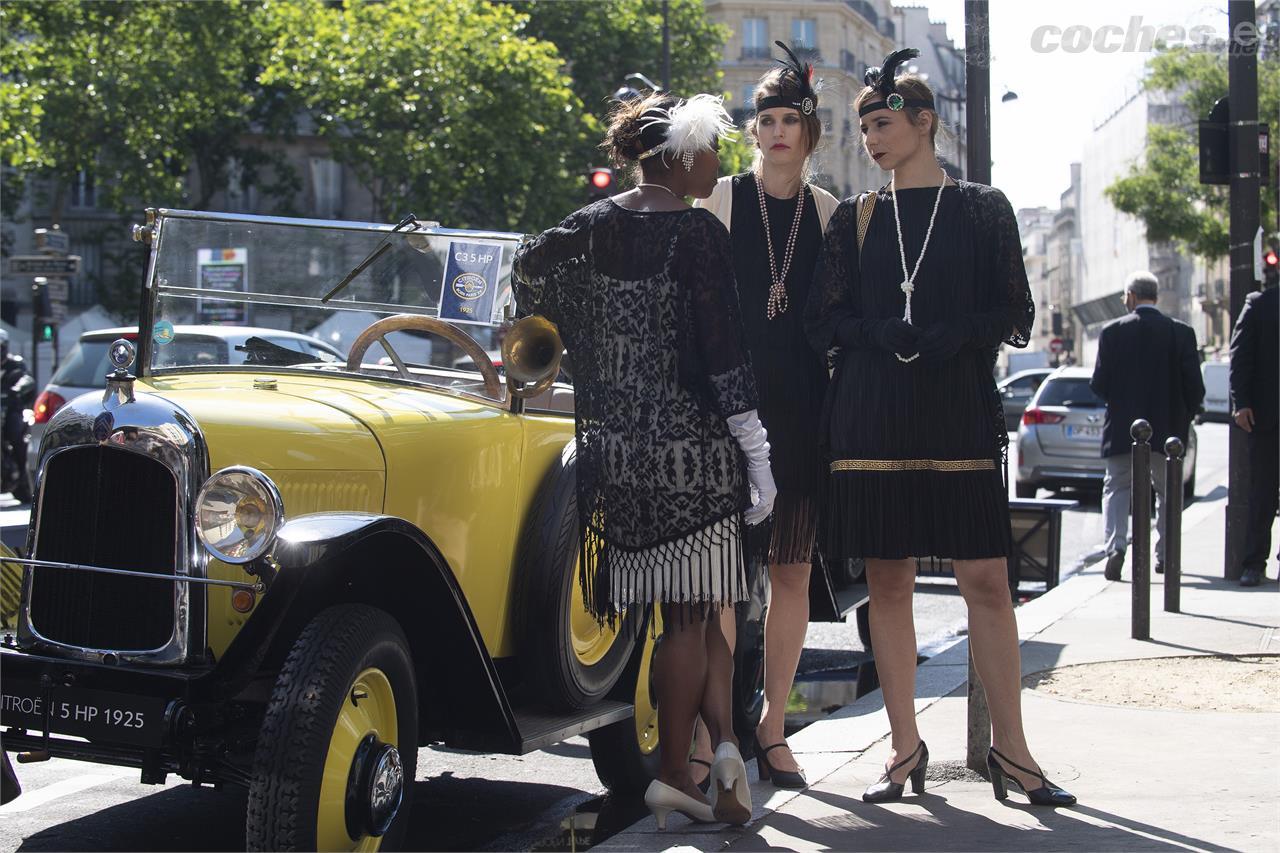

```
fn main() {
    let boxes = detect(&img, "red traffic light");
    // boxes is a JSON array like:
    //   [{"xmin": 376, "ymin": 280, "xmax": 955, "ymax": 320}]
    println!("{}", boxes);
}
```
[
  {"xmin": 1265, "ymin": 250, "xmax": 1278, "ymax": 268},
  {"xmin": 589, "ymin": 168, "xmax": 614, "ymax": 190}
]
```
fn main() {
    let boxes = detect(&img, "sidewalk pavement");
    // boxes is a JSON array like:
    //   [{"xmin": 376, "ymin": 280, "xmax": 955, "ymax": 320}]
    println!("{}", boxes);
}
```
[{"xmin": 598, "ymin": 493, "xmax": 1280, "ymax": 852}]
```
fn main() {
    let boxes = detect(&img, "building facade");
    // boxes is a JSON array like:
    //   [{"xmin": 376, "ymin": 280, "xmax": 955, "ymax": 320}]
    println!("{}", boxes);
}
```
[{"xmin": 703, "ymin": 0, "xmax": 896, "ymax": 198}]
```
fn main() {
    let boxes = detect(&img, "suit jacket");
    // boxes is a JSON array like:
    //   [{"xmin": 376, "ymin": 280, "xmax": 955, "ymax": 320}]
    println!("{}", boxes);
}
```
[
  {"xmin": 1229, "ymin": 286, "xmax": 1279, "ymax": 431},
  {"xmin": 1090, "ymin": 305, "xmax": 1205, "ymax": 457}
]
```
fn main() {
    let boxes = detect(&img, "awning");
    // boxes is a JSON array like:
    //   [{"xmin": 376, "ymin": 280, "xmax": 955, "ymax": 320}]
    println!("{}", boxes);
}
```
[{"xmin": 1071, "ymin": 291, "xmax": 1127, "ymax": 328}]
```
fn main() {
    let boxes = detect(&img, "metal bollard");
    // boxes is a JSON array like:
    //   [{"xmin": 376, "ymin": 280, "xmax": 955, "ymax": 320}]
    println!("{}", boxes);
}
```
[
  {"xmin": 1164, "ymin": 437, "xmax": 1185, "ymax": 613},
  {"xmin": 1130, "ymin": 419, "xmax": 1152, "ymax": 641}
]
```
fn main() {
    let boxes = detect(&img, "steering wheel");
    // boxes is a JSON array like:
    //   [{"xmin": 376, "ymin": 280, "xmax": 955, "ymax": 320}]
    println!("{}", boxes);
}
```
[{"xmin": 344, "ymin": 314, "xmax": 502, "ymax": 398}]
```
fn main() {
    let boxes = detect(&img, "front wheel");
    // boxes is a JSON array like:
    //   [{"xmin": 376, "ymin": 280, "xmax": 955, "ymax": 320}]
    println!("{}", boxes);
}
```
[{"xmin": 247, "ymin": 604, "xmax": 418, "ymax": 852}]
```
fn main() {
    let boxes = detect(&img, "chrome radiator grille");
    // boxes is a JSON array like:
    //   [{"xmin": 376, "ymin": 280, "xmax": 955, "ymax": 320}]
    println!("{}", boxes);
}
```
[{"xmin": 30, "ymin": 446, "xmax": 179, "ymax": 650}]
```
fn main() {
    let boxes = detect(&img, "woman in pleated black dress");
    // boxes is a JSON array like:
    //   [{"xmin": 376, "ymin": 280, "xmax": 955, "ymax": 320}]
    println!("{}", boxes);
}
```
[
  {"xmin": 805, "ymin": 51, "xmax": 1076, "ymax": 807},
  {"xmin": 691, "ymin": 45, "xmax": 838, "ymax": 790}
]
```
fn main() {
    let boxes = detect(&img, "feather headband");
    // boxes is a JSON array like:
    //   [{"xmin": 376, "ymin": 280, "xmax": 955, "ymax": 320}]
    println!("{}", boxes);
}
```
[
  {"xmin": 756, "ymin": 40, "xmax": 818, "ymax": 116},
  {"xmin": 636, "ymin": 93, "xmax": 736, "ymax": 161},
  {"xmin": 858, "ymin": 47, "xmax": 935, "ymax": 117}
]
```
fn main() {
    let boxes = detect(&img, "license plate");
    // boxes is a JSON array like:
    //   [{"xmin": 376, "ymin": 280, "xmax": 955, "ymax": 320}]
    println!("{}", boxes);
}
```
[
  {"xmin": 1, "ymin": 681, "xmax": 168, "ymax": 747},
  {"xmin": 1065, "ymin": 425, "xmax": 1102, "ymax": 439}
]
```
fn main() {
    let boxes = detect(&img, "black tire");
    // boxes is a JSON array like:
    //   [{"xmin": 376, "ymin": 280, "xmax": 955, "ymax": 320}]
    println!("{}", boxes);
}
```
[
  {"xmin": 587, "ymin": 614, "xmax": 662, "ymax": 795},
  {"xmin": 247, "ymin": 604, "xmax": 418, "ymax": 852},
  {"xmin": 515, "ymin": 445, "xmax": 636, "ymax": 710},
  {"xmin": 1015, "ymin": 482, "xmax": 1037, "ymax": 499}
]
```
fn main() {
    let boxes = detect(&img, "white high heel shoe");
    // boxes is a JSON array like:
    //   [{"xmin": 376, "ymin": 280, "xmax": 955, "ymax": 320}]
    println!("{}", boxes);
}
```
[
  {"xmin": 710, "ymin": 741, "xmax": 752, "ymax": 825},
  {"xmin": 643, "ymin": 779, "xmax": 716, "ymax": 830}
]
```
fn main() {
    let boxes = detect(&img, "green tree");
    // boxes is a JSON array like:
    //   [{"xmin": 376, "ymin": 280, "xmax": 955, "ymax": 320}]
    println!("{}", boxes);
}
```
[
  {"xmin": 504, "ymin": 0, "xmax": 730, "ymax": 185},
  {"xmin": 1105, "ymin": 46, "xmax": 1279, "ymax": 261},
  {"xmin": 261, "ymin": 0, "xmax": 594, "ymax": 232}
]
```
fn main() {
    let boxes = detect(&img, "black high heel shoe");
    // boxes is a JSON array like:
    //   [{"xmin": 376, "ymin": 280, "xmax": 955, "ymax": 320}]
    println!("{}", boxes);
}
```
[
  {"xmin": 862, "ymin": 741, "xmax": 928, "ymax": 803},
  {"xmin": 754, "ymin": 736, "xmax": 807, "ymax": 789},
  {"xmin": 987, "ymin": 747, "xmax": 1077, "ymax": 806},
  {"xmin": 689, "ymin": 758, "xmax": 712, "ymax": 795}
]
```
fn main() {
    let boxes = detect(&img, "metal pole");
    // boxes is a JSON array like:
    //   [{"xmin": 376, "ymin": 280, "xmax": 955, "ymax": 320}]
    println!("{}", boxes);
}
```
[
  {"xmin": 964, "ymin": 0, "xmax": 992, "ymax": 775},
  {"xmin": 661, "ymin": 0, "xmax": 671, "ymax": 92},
  {"xmin": 1131, "ymin": 420, "xmax": 1153, "ymax": 640},
  {"xmin": 1164, "ymin": 437, "xmax": 1185, "ymax": 613},
  {"xmin": 1225, "ymin": 0, "xmax": 1261, "ymax": 580}
]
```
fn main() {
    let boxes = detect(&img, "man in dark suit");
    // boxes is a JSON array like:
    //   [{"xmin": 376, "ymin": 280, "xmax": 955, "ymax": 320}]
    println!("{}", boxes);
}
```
[
  {"xmin": 1230, "ymin": 282, "xmax": 1279, "ymax": 586},
  {"xmin": 1090, "ymin": 272, "xmax": 1205, "ymax": 581}
]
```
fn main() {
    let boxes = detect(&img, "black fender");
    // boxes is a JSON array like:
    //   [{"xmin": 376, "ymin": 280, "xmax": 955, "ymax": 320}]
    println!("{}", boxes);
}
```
[{"xmin": 201, "ymin": 512, "xmax": 520, "ymax": 752}]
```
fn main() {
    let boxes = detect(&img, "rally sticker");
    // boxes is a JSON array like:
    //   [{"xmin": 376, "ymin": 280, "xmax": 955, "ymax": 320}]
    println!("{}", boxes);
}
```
[
  {"xmin": 152, "ymin": 320, "xmax": 175, "ymax": 345},
  {"xmin": 439, "ymin": 241, "xmax": 502, "ymax": 325}
]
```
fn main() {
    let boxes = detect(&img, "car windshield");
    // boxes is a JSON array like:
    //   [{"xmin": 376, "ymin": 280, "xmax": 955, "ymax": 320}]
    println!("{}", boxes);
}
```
[
  {"xmin": 49, "ymin": 339, "xmax": 122, "ymax": 388},
  {"xmin": 1036, "ymin": 377, "xmax": 1104, "ymax": 408},
  {"xmin": 147, "ymin": 211, "xmax": 525, "ymax": 402}
]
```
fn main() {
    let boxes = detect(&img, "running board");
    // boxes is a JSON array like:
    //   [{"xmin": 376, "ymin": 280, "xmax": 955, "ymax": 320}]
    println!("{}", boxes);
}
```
[{"xmin": 512, "ymin": 700, "xmax": 633, "ymax": 755}]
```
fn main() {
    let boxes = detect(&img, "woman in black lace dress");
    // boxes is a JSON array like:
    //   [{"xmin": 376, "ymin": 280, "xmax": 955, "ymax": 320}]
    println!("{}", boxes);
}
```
[
  {"xmin": 805, "ymin": 51, "xmax": 1076, "ymax": 807},
  {"xmin": 691, "ymin": 45, "xmax": 838, "ymax": 791},
  {"xmin": 513, "ymin": 93, "xmax": 773, "ymax": 828}
]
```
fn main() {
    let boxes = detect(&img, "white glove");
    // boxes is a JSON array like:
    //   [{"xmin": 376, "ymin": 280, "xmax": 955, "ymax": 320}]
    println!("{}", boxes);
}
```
[{"xmin": 726, "ymin": 409, "xmax": 776, "ymax": 525}]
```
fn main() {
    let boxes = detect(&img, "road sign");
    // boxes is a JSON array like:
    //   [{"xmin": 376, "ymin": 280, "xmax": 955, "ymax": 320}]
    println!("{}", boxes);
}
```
[
  {"xmin": 1049, "ymin": 337, "xmax": 1065, "ymax": 354},
  {"xmin": 34, "ymin": 228, "xmax": 70, "ymax": 254},
  {"xmin": 8, "ymin": 255, "xmax": 80, "ymax": 276},
  {"xmin": 44, "ymin": 278, "xmax": 69, "ymax": 302}
]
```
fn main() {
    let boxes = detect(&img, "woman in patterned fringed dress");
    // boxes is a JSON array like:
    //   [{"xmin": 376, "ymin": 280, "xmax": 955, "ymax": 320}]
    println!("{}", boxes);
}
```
[
  {"xmin": 513, "ymin": 93, "xmax": 775, "ymax": 829},
  {"xmin": 805, "ymin": 51, "xmax": 1076, "ymax": 808}
]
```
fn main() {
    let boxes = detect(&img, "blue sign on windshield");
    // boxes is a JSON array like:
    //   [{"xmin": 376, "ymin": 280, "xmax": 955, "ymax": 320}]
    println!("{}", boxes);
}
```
[{"xmin": 439, "ymin": 241, "xmax": 502, "ymax": 326}]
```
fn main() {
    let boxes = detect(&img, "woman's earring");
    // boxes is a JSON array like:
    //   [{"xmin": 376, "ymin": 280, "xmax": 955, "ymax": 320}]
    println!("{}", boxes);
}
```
[{"xmin": 682, "ymin": 150, "xmax": 694, "ymax": 172}]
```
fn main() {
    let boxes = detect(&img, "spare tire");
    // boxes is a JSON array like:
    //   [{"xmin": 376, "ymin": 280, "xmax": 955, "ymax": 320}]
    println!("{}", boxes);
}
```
[{"xmin": 515, "ymin": 443, "xmax": 637, "ymax": 710}]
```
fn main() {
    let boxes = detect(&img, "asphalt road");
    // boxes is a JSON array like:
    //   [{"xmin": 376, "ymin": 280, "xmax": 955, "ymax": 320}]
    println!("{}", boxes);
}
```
[{"xmin": 0, "ymin": 423, "xmax": 1233, "ymax": 852}]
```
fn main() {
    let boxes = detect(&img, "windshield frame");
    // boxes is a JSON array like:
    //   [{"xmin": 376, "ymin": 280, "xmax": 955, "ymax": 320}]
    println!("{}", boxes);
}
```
[{"xmin": 134, "ymin": 208, "xmax": 528, "ymax": 407}]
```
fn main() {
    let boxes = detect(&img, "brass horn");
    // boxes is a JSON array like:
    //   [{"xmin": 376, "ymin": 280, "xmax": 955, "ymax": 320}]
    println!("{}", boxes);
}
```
[{"xmin": 501, "ymin": 315, "xmax": 564, "ymax": 398}]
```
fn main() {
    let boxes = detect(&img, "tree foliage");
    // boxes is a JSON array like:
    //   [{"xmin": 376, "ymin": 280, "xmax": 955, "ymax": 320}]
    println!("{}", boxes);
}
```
[
  {"xmin": 261, "ymin": 0, "xmax": 594, "ymax": 231},
  {"xmin": 1106, "ymin": 46, "xmax": 1279, "ymax": 261}
]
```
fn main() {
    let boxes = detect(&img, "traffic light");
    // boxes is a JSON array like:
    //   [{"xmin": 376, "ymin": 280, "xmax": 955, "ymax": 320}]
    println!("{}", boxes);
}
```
[
  {"xmin": 587, "ymin": 167, "xmax": 615, "ymax": 201},
  {"xmin": 39, "ymin": 323, "xmax": 54, "ymax": 342},
  {"xmin": 1265, "ymin": 247, "xmax": 1279, "ymax": 286}
]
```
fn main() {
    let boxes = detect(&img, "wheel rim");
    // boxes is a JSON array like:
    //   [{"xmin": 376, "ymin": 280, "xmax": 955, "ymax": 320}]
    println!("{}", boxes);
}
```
[
  {"xmin": 634, "ymin": 611, "xmax": 661, "ymax": 757},
  {"xmin": 569, "ymin": 556, "xmax": 621, "ymax": 666},
  {"xmin": 317, "ymin": 667, "xmax": 400, "ymax": 852}
]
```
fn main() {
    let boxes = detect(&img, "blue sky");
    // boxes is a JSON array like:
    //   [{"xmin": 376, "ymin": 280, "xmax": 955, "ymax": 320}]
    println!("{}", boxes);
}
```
[{"xmin": 903, "ymin": 1, "xmax": 1231, "ymax": 210}]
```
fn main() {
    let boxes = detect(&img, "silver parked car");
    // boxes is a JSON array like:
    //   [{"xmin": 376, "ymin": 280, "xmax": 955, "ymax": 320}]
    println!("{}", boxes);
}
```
[
  {"xmin": 30, "ymin": 325, "xmax": 343, "ymax": 475},
  {"xmin": 1015, "ymin": 366, "xmax": 1196, "ymax": 499},
  {"xmin": 998, "ymin": 368, "xmax": 1054, "ymax": 431}
]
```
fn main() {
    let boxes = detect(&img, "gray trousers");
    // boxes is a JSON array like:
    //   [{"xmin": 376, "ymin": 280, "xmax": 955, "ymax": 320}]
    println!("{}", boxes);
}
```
[{"xmin": 1102, "ymin": 453, "xmax": 1168, "ymax": 562}]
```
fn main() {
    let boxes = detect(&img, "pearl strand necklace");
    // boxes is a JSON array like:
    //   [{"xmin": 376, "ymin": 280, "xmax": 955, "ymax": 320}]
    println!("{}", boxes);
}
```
[
  {"xmin": 890, "ymin": 170, "xmax": 949, "ymax": 363},
  {"xmin": 756, "ymin": 175, "xmax": 807, "ymax": 320}
]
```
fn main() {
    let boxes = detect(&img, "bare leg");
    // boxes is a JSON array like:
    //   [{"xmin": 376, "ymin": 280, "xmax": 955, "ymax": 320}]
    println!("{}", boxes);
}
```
[
  {"xmin": 754, "ymin": 561, "xmax": 810, "ymax": 772},
  {"xmin": 655, "ymin": 603, "xmax": 711, "ymax": 802},
  {"xmin": 689, "ymin": 606, "xmax": 737, "ymax": 781},
  {"xmin": 866, "ymin": 558, "xmax": 922, "ymax": 780},
  {"xmin": 698, "ymin": 605, "xmax": 738, "ymax": 750},
  {"xmin": 952, "ymin": 557, "xmax": 1042, "ymax": 790}
]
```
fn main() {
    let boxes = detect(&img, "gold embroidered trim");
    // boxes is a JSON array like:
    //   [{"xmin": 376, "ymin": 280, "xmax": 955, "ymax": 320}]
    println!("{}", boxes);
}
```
[{"xmin": 831, "ymin": 458, "xmax": 996, "ymax": 472}]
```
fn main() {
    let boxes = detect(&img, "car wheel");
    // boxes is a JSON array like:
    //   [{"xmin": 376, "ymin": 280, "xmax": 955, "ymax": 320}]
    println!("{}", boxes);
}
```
[
  {"xmin": 516, "ymin": 446, "xmax": 636, "ymax": 710},
  {"xmin": 1015, "ymin": 482, "xmax": 1037, "ymax": 499},
  {"xmin": 587, "ymin": 610, "xmax": 663, "ymax": 795},
  {"xmin": 247, "ymin": 605, "xmax": 417, "ymax": 852}
]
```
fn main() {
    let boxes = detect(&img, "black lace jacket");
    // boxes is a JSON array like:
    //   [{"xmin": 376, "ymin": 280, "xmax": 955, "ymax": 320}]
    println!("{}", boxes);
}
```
[{"xmin": 513, "ymin": 201, "xmax": 758, "ymax": 602}]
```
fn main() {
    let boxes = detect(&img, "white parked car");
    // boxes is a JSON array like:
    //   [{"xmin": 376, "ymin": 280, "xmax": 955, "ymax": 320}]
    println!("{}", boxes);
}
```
[{"xmin": 1200, "ymin": 360, "xmax": 1231, "ymax": 422}]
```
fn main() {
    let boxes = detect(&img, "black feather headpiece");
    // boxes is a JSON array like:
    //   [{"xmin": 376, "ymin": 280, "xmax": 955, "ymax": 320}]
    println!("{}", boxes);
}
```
[
  {"xmin": 859, "ymin": 47, "xmax": 935, "ymax": 117},
  {"xmin": 756, "ymin": 40, "xmax": 818, "ymax": 116}
]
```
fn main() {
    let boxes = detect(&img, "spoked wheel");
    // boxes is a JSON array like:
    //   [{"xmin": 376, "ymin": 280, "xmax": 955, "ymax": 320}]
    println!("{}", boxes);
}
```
[{"xmin": 247, "ymin": 604, "xmax": 418, "ymax": 852}]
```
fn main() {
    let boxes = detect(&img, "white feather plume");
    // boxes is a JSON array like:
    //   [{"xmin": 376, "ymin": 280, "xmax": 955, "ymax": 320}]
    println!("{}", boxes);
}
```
[{"xmin": 639, "ymin": 93, "xmax": 735, "ymax": 159}]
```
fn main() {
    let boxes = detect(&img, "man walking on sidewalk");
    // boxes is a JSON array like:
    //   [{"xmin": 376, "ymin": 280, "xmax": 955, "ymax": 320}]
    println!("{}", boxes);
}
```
[
  {"xmin": 1091, "ymin": 271, "xmax": 1204, "ymax": 581},
  {"xmin": 1229, "ymin": 280, "xmax": 1278, "ymax": 587}
]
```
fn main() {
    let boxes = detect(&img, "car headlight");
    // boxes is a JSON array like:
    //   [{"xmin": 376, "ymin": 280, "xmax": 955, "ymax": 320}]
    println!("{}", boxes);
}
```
[{"xmin": 195, "ymin": 467, "xmax": 284, "ymax": 564}]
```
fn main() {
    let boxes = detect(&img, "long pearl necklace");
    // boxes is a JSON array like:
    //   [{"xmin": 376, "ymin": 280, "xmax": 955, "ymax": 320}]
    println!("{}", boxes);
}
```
[
  {"xmin": 755, "ymin": 175, "xmax": 807, "ymax": 320},
  {"xmin": 890, "ymin": 170, "xmax": 949, "ymax": 363}
]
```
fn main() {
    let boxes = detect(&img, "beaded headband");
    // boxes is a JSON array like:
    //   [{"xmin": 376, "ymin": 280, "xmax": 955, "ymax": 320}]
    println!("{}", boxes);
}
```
[
  {"xmin": 858, "ymin": 47, "xmax": 935, "ymax": 117},
  {"xmin": 756, "ymin": 41, "xmax": 818, "ymax": 116}
]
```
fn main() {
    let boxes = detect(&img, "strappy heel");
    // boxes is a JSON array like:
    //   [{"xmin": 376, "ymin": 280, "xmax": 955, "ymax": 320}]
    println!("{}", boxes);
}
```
[
  {"xmin": 754, "ymin": 735, "xmax": 808, "ymax": 789},
  {"xmin": 689, "ymin": 757, "xmax": 712, "ymax": 795},
  {"xmin": 987, "ymin": 747, "xmax": 1077, "ymax": 807},
  {"xmin": 862, "ymin": 741, "xmax": 928, "ymax": 803}
]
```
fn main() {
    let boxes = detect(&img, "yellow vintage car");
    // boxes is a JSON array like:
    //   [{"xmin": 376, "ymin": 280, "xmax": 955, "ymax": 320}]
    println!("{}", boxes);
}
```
[{"xmin": 0, "ymin": 209, "xmax": 770, "ymax": 851}]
